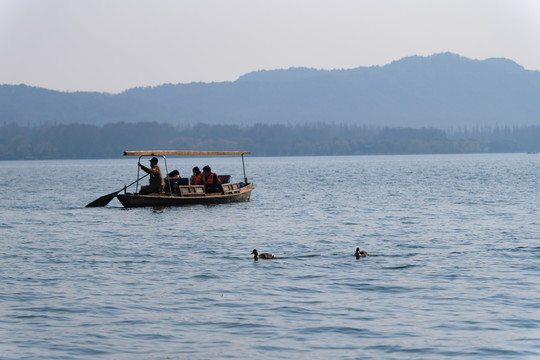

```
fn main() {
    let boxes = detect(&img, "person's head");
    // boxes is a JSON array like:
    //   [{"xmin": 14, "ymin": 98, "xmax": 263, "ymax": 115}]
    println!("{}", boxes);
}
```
[
  {"xmin": 203, "ymin": 165, "xmax": 211, "ymax": 174},
  {"xmin": 192, "ymin": 166, "xmax": 201, "ymax": 175},
  {"xmin": 149, "ymin": 157, "xmax": 158, "ymax": 166}
]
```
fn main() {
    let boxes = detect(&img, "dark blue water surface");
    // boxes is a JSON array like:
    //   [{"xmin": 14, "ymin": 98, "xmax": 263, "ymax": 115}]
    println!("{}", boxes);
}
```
[{"xmin": 1, "ymin": 154, "xmax": 540, "ymax": 359}]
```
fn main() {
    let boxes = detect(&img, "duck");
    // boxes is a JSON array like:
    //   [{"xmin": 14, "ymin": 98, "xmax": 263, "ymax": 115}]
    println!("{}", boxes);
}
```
[
  {"xmin": 355, "ymin": 247, "xmax": 369, "ymax": 259},
  {"xmin": 251, "ymin": 249, "xmax": 274, "ymax": 260}
]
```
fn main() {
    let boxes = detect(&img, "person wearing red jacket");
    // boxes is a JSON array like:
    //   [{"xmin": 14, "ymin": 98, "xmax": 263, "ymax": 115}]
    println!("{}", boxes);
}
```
[
  {"xmin": 200, "ymin": 165, "xmax": 223, "ymax": 193},
  {"xmin": 190, "ymin": 166, "xmax": 202, "ymax": 185}
]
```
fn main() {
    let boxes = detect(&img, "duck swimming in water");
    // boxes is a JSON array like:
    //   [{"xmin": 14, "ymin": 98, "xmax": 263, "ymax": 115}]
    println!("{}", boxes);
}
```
[
  {"xmin": 355, "ymin": 247, "xmax": 369, "ymax": 259},
  {"xmin": 251, "ymin": 249, "xmax": 274, "ymax": 260}
]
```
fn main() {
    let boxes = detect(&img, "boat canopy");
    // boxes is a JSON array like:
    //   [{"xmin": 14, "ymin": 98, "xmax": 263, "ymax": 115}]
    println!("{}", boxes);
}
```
[{"xmin": 124, "ymin": 150, "xmax": 251, "ymax": 156}]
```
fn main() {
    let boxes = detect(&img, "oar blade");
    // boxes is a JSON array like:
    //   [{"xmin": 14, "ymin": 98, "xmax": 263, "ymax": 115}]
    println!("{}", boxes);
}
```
[
  {"xmin": 85, "ymin": 174, "xmax": 147, "ymax": 208},
  {"xmin": 85, "ymin": 191, "xmax": 119, "ymax": 207}
]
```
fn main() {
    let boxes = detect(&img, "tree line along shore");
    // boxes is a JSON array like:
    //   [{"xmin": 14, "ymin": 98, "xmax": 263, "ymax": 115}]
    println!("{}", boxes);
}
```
[{"xmin": 1, "ymin": 122, "xmax": 539, "ymax": 160}]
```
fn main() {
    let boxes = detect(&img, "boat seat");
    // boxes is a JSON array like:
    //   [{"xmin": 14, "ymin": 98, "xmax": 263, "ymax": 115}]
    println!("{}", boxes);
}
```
[
  {"xmin": 218, "ymin": 175, "xmax": 231, "ymax": 183},
  {"xmin": 222, "ymin": 183, "xmax": 241, "ymax": 195},
  {"xmin": 165, "ymin": 177, "xmax": 189, "ymax": 186},
  {"xmin": 179, "ymin": 185, "xmax": 205, "ymax": 196}
]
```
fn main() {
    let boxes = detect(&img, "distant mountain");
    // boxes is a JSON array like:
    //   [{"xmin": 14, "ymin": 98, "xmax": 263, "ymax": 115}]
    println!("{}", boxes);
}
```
[{"xmin": 2, "ymin": 53, "xmax": 540, "ymax": 128}]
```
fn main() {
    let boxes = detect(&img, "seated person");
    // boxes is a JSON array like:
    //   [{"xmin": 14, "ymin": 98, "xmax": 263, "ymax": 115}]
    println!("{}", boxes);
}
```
[
  {"xmin": 200, "ymin": 165, "xmax": 223, "ymax": 193},
  {"xmin": 190, "ymin": 166, "xmax": 202, "ymax": 185},
  {"xmin": 168, "ymin": 170, "xmax": 180, "ymax": 178},
  {"xmin": 164, "ymin": 170, "xmax": 181, "ymax": 193}
]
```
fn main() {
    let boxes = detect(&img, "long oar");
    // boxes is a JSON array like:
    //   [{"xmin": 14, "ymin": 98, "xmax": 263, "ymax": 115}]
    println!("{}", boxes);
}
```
[{"xmin": 85, "ymin": 174, "xmax": 149, "ymax": 207}]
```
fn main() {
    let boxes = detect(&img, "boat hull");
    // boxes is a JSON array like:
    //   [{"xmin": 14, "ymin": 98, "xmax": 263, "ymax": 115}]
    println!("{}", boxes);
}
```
[{"xmin": 116, "ymin": 183, "xmax": 253, "ymax": 208}]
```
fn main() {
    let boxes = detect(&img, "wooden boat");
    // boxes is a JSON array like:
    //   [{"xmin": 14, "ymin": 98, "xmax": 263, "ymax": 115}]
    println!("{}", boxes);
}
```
[
  {"xmin": 116, "ymin": 183, "xmax": 253, "ymax": 207},
  {"xmin": 87, "ymin": 150, "xmax": 254, "ymax": 208}
]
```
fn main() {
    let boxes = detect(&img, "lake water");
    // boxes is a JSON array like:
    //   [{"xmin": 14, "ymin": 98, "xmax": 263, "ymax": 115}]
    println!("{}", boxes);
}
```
[{"xmin": 1, "ymin": 154, "xmax": 540, "ymax": 359}]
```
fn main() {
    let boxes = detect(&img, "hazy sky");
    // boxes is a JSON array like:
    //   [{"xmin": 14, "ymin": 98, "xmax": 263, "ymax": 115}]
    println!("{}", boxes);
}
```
[{"xmin": 1, "ymin": 0, "xmax": 539, "ymax": 93}]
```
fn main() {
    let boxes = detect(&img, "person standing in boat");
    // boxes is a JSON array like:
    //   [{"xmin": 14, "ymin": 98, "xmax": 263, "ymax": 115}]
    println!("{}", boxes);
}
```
[
  {"xmin": 138, "ymin": 157, "xmax": 165, "ymax": 194},
  {"xmin": 200, "ymin": 165, "xmax": 223, "ymax": 193}
]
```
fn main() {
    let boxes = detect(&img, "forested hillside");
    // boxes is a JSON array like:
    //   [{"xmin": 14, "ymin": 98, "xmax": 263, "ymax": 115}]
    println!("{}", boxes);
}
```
[{"xmin": 2, "ymin": 53, "xmax": 540, "ymax": 129}]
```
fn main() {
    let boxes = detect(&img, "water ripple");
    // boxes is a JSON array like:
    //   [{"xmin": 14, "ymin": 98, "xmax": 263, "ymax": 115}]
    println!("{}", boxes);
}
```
[{"xmin": 2, "ymin": 154, "xmax": 540, "ymax": 359}]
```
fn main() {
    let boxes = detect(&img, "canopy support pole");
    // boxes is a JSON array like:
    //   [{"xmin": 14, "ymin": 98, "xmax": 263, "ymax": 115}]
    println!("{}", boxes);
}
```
[{"xmin": 241, "ymin": 154, "xmax": 248, "ymax": 184}]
